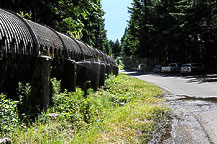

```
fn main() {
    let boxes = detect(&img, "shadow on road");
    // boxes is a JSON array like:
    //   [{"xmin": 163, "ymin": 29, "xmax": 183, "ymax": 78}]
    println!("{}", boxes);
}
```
[
  {"xmin": 121, "ymin": 69, "xmax": 149, "ymax": 76},
  {"xmin": 185, "ymin": 74, "xmax": 217, "ymax": 83},
  {"xmin": 121, "ymin": 69, "xmax": 217, "ymax": 84}
]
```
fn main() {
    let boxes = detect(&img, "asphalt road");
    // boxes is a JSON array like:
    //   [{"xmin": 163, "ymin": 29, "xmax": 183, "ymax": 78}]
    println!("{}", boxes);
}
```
[
  {"xmin": 121, "ymin": 70, "xmax": 217, "ymax": 97},
  {"xmin": 121, "ymin": 70, "xmax": 217, "ymax": 143}
]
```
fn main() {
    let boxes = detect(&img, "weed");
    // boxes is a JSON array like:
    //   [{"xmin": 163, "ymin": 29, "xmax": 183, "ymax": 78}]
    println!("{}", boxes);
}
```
[
  {"xmin": 0, "ymin": 93, "xmax": 19, "ymax": 136},
  {"xmin": 1, "ymin": 74, "xmax": 170, "ymax": 144},
  {"xmin": 17, "ymin": 82, "xmax": 32, "ymax": 121}
]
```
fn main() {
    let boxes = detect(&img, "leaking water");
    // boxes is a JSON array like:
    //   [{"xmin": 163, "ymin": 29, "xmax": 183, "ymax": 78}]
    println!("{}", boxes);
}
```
[
  {"xmin": 155, "ymin": 94, "xmax": 217, "ymax": 144},
  {"xmin": 121, "ymin": 70, "xmax": 217, "ymax": 143}
]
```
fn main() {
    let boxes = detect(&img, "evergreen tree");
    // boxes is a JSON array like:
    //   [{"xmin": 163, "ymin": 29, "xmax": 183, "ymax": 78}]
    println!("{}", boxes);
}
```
[
  {"xmin": 113, "ymin": 39, "xmax": 121, "ymax": 55},
  {"xmin": 121, "ymin": 0, "xmax": 217, "ymax": 71},
  {"xmin": 82, "ymin": 0, "xmax": 108, "ymax": 50}
]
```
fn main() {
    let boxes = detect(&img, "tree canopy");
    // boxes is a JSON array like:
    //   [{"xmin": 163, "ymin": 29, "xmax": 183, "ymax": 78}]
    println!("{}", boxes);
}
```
[
  {"xmin": 121, "ymin": 0, "xmax": 217, "ymax": 71},
  {"xmin": 2, "ymin": 0, "xmax": 217, "ymax": 71}
]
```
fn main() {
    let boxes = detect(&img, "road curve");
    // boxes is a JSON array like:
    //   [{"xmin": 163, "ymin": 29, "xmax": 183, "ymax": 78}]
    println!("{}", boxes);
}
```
[
  {"xmin": 121, "ymin": 70, "xmax": 217, "ymax": 143},
  {"xmin": 121, "ymin": 70, "xmax": 217, "ymax": 97}
]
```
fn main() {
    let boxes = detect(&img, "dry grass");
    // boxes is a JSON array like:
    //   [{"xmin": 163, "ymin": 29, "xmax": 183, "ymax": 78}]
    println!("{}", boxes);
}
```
[{"xmin": 94, "ymin": 101, "xmax": 169, "ymax": 144}]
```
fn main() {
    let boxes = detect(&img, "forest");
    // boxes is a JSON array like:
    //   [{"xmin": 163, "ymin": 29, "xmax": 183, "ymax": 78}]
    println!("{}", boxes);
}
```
[
  {"xmin": 1, "ymin": 0, "xmax": 217, "ymax": 72},
  {"xmin": 121, "ymin": 0, "xmax": 217, "ymax": 72}
]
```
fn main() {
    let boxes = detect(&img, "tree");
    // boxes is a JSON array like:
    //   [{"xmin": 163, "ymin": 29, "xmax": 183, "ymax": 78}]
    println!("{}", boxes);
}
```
[
  {"xmin": 112, "ymin": 39, "xmax": 121, "ymax": 57},
  {"xmin": 0, "ymin": 0, "xmax": 58, "ymax": 27},
  {"xmin": 82, "ymin": 0, "xmax": 108, "ymax": 50},
  {"xmin": 121, "ymin": 0, "xmax": 217, "ymax": 71}
]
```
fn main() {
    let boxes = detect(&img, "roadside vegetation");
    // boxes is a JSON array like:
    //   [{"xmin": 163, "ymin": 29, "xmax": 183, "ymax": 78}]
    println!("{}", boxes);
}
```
[{"xmin": 0, "ymin": 73, "xmax": 170, "ymax": 143}]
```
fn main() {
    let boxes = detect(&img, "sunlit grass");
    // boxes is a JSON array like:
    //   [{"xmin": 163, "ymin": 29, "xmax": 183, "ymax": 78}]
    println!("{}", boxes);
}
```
[
  {"xmin": 12, "ymin": 120, "xmax": 74, "ymax": 144},
  {"xmin": 7, "ymin": 73, "xmax": 170, "ymax": 144}
]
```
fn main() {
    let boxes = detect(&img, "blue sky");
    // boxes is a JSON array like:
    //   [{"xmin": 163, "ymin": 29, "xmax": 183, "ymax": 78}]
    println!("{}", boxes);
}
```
[{"xmin": 102, "ymin": 0, "xmax": 132, "ymax": 41}]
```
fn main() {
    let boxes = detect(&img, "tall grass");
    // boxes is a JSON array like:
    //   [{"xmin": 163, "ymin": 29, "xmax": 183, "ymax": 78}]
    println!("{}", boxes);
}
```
[{"xmin": 0, "ymin": 73, "xmax": 170, "ymax": 143}]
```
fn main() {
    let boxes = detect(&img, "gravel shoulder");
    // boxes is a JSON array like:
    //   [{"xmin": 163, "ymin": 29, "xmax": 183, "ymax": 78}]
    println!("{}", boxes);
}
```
[{"xmin": 121, "ymin": 70, "xmax": 217, "ymax": 143}]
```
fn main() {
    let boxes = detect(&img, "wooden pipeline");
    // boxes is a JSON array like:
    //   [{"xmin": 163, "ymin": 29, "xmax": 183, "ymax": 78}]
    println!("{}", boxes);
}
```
[{"xmin": 0, "ymin": 8, "xmax": 119, "ymax": 112}]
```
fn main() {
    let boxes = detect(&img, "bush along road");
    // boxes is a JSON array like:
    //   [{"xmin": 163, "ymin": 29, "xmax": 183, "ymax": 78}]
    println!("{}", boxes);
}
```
[{"xmin": 0, "ymin": 73, "xmax": 170, "ymax": 143}]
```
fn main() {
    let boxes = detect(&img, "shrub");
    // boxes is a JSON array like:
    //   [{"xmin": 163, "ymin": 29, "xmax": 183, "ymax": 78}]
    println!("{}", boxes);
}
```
[
  {"xmin": 2, "ymin": 75, "xmax": 170, "ymax": 143},
  {"xmin": 51, "ymin": 78, "xmax": 97, "ymax": 129},
  {"xmin": 17, "ymin": 82, "xmax": 32, "ymax": 121},
  {"xmin": 0, "ymin": 93, "xmax": 19, "ymax": 136},
  {"xmin": 0, "ymin": 82, "xmax": 33, "ymax": 136}
]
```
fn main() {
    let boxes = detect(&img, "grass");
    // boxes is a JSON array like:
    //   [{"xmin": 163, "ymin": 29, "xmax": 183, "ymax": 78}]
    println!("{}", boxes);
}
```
[{"xmin": 1, "ymin": 73, "xmax": 170, "ymax": 143}]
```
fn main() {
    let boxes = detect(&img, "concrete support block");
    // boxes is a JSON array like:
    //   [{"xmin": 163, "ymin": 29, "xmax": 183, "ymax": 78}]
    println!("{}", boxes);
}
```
[
  {"xmin": 51, "ymin": 58, "xmax": 64, "ymax": 81},
  {"xmin": 113, "ymin": 65, "xmax": 119, "ymax": 76},
  {"xmin": 105, "ymin": 64, "xmax": 112, "ymax": 76},
  {"xmin": 76, "ymin": 61, "xmax": 91, "ymax": 89},
  {"xmin": 76, "ymin": 61, "xmax": 101, "ymax": 90},
  {"xmin": 90, "ymin": 62, "xmax": 100, "ymax": 90},
  {"xmin": 99, "ymin": 63, "xmax": 106, "ymax": 87},
  {"xmin": 0, "ymin": 56, "xmax": 34, "ymax": 97},
  {"xmin": 62, "ymin": 59, "xmax": 76, "ymax": 91},
  {"xmin": 31, "ymin": 56, "xmax": 52, "ymax": 112}
]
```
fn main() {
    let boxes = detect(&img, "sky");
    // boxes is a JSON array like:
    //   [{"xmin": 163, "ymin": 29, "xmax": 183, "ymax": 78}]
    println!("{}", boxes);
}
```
[{"xmin": 102, "ymin": 0, "xmax": 132, "ymax": 41}]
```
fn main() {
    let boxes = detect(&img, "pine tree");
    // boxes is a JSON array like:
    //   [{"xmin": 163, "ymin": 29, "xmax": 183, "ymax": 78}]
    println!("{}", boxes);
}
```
[{"xmin": 121, "ymin": 0, "xmax": 217, "ymax": 68}]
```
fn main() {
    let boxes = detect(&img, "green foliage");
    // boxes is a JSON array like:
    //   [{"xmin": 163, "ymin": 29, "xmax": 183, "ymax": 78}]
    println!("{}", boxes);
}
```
[
  {"xmin": 17, "ymin": 82, "xmax": 31, "ymax": 104},
  {"xmin": 0, "ymin": 93, "xmax": 19, "ymax": 135},
  {"xmin": 71, "ymin": 73, "xmax": 170, "ymax": 143},
  {"xmin": 0, "ymin": 82, "xmax": 33, "ymax": 137},
  {"xmin": 51, "ymin": 78, "xmax": 98, "ymax": 129},
  {"xmin": 1, "ymin": 75, "xmax": 170, "ymax": 143},
  {"xmin": 53, "ymin": 0, "xmax": 108, "ymax": 50},
  {"xmin": 105, "ymin": 74, "xmax": 137, "ymax": 105},
  {"xmin": 0, "ymin": 82, "xmax": 32, "ymax": 137},
  {"xmin": 68, "ymin": 31, "xmax": 83, "ymax": 40},
  {"xmin": 121, "ymin": 0, "xmax": 217, "ymax": 71},
  {"xmin": 50, "ymin": 78, "xmax": 62, "ymax": 100},
  {"xmin": 115, "ymin": 57, "xmax": 125, "ymax": 70},
  {"xmin": 104, "ymin": 39, "xmax": 121, "ymax": 58},
  {"xmin": 48, "ymin": 75, "xmax": 169, "ymax": 143},
  {"xmin": 81, "ymin": 0, "xmax": 108, "ymax": 51},
  {"xmin": 17, "ymin": 11, "xmax": 32, "ymax": 19},
  {"xmin": 17, "ymin": 82, "xmax": 32, "ymax": 121}
]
